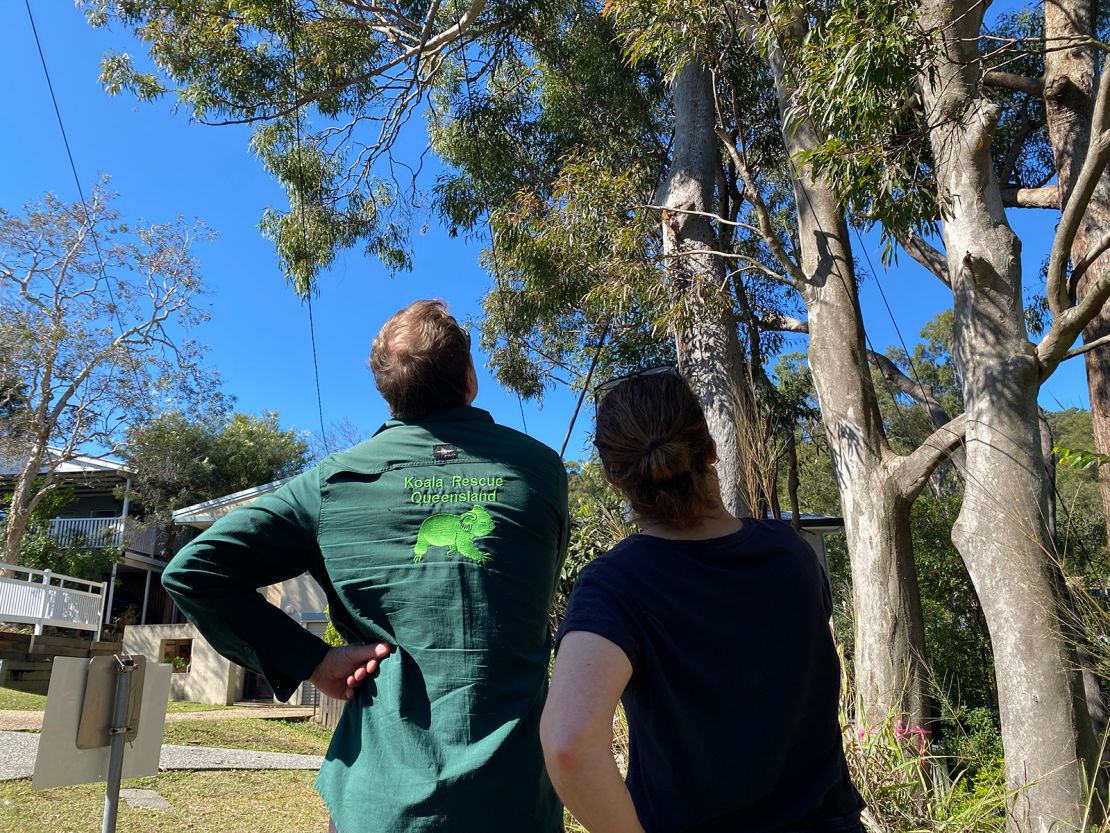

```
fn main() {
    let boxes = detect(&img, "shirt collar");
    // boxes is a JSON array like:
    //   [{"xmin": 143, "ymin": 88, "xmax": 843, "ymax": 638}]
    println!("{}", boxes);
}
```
[{"xmin": 373, "ymin": 405, "xmax": 494, "ymax": 436}]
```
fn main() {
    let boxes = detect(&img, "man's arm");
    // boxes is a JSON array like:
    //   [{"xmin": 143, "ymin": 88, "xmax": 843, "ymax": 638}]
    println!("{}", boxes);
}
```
[
  {"xmin": 162, "ymin": 470, "xmax": 386, "ymax": 701},
  {"xmin": 541, "ymin": 631, "xmax": 645, "ymax": 833}
]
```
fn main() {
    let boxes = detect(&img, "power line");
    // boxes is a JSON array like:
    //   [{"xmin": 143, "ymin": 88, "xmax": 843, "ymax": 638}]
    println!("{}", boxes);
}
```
[
  {"xmin": 286, "ymin": 2, "xmax": 330, "ymax": 454},
  {"xmin": 853, "ymin": 228, "xmax": 939, "ymax": 412},
  {"xmin": 24, "ymin": 0, "xmax": 146, "ymax": 394}
]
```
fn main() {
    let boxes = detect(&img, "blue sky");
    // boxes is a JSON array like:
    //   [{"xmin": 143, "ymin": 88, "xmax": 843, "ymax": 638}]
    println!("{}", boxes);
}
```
[{"xmin": 0, "ymin": 3, "xmax": 1092, "ymax": 466}]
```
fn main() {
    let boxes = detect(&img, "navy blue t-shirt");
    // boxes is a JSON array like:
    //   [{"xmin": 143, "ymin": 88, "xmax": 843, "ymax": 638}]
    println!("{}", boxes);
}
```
[{"xmin": 556, "ymin": 520, "xmax": 863, "ymax": 833}]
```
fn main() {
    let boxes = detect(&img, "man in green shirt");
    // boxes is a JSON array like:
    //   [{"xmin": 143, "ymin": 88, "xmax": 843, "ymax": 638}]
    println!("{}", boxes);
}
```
[{"xmin": 162, "ymin": 300, "xmax": 569, "ymax": 833}]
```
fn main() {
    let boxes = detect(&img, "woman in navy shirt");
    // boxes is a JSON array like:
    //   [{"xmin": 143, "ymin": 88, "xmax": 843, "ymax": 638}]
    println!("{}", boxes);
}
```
[{"xmin": 541, "ymin": 368, "xmax": 863, "ymax": 833}]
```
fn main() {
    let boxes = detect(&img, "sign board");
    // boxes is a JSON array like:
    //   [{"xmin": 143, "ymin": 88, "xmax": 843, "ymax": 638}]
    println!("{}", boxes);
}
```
[{"xmin": 32, "ymin": 656, "xmax": 171, "ymax": 789}]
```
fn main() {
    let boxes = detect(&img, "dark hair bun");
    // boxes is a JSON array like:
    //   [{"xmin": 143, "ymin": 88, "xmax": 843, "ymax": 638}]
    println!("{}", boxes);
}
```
[
  {"xmin": 594, "ymin": 371, "xmax": 716, "ymax": 529},
  {"xmin": 638, "ymin": 440, "xmax": 690, "ymax": 483}
]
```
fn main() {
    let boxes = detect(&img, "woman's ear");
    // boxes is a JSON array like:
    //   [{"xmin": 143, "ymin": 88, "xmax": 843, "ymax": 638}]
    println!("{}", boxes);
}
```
[{"xmin": 707, "ymin": 439, "xmax": 718, "ymax": 466}]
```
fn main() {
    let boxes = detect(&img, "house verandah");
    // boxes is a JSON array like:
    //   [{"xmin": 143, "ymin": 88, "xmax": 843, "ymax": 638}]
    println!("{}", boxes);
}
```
[{"xmin": 0, "ymin": 451, "xmax": 188, "ymax": 632}]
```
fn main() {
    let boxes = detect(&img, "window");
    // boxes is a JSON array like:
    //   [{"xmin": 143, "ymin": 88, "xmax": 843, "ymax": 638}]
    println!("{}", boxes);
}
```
[{"xmin": 160, "ymin": 638, "xmax": 193, "ymax": 673}]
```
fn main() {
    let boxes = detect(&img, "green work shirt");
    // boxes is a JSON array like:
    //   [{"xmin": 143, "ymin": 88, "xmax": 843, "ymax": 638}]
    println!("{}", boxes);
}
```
[{"xmin": 162, "ymin": 406, "xmax": 569, "ymax": 833}]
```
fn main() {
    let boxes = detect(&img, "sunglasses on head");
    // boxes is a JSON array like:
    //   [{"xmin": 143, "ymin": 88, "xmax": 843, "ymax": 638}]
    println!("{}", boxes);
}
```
[{"xmin": 592, "ymin": 365, "xmax": 679, "ymax": 404}]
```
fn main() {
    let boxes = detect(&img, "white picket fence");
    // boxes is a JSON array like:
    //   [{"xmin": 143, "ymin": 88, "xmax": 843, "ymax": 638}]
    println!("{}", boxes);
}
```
[{"xmin": 0, "ymin": 562, "xmax": 107, "ymax": 638}]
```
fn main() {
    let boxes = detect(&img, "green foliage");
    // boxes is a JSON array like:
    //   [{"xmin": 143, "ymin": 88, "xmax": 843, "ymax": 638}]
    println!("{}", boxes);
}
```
[
  {"xmin": 122, "ymin": 410, "xmax": 310, "ymax": 556},
  {"xmin": 88, "ymin": 0, "xmax": 550, "ymax": 293},
  {"xmin": 251, "ymin": 123, "xmax": 409, "ymax": 296},
  {"xmin": 17, "ymin": 529, "xmax": 118, "ymax": 582},
  {"xmin": 844, "ymin": 703, "xmax": 1006, "ymax": 833},
  {"xmin": 124, "ymin": 410, "xmax": 309, "ymax": 516},
  {"xmin": 1055, "ymin": 444, "xmax": 1110, "ymax": 472},
  {"xmin": 913, "ymin": 494, "xmax": 996, "ymax": 713},
  {"xmin": 429, "ymin": 3, "xmax": 680, "ymax": 400},
  {"xmin": 322, "ymin": 605, "xmax": 346, "ymax": 648},
  {"xmin": 552, "ymin": 461, "xmax": 634, "ymax": 626},
  {"xmin": 209, "ymin": 412, "xmax": 311, "ymax": 495},
  {"xmin": 778, "ymin": 0, "xmax": 939, "ymax": 236},
  {"xmin": 1049, "ymin": 410, "xmax": 1110, "ymax": 581}
]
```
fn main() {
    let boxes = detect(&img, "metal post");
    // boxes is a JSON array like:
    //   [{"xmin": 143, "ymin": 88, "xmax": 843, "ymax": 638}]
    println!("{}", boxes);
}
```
[
  {"xmin": 34, "ymin": 569, "xmax": 52, "ymax": 636},
  {"xmin": 104, "ymin": 562, "xmax": 118, "ymax": 636},
  {"xmin": 140, "ymin": 569, "xmax": 151, "ymax": 625},
  {"xmin": 101, "ymin": 655, "xmax": 135, "ymax": 833},
  {"xmin": 94, "ymin": 579, "xmax": 108, "ymax": 642},
  {"xmin": 118, "ymin": 478, "xmax": 131, "ymax": 550}
]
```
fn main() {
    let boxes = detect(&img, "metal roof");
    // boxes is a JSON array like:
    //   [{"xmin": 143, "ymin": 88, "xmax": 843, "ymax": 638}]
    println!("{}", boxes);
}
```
[{"xmin": 171, "ymin": 477, "xmax": 293, "ymax": 528}]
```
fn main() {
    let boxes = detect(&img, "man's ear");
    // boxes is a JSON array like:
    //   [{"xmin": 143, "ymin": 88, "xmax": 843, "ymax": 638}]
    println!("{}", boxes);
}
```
[{"xmin": 465, "ymin": 362, "xmax": 479, "ymax": 405}]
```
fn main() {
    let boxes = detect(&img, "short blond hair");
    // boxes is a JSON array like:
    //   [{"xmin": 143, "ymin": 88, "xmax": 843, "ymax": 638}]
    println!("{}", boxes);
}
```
[{"xmin": 369, "ymin": 300, "xmax": 471, "ymax": 418}]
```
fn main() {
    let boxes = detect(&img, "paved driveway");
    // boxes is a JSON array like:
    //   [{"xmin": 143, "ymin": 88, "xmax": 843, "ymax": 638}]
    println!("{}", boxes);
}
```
[{"xmin": 0, "ymin": 730, "xmax": 323, "ymax": 781}]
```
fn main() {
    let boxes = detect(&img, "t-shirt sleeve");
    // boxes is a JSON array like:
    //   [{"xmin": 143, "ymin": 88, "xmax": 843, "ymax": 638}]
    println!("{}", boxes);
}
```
[
  {"xmin": 555, "ymin": 561, "xmax": 641, "ymax": 669},
  {"xmin": 779, "ymin": 523, "xmax": 834, "ymax": 618}
]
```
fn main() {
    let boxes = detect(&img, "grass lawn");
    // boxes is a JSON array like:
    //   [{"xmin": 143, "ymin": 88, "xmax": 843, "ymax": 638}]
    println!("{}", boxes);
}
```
[
  {"xmin": 0, "ymin": 689, "xmax": 46, "ymax": 711},
  {"xmin": 161, "ymin": 718, "xmax": 332, "ymax": 755},
  {"xmin": 0, "ymin": 688, "xmax": 235, "ymax": 714},
  {"xmin": 165, "ymin": 701, "xmax": 235, "ymax": 713},
  {"xmin": 0, "ymin": 770, "xmax": 326, "ymax": 833}
]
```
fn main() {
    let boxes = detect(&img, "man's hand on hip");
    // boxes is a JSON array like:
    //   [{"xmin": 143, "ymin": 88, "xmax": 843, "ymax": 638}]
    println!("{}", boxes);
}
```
[{"xmin": 310, "ymin": 643, "xmax": 392, "ymax": 701}]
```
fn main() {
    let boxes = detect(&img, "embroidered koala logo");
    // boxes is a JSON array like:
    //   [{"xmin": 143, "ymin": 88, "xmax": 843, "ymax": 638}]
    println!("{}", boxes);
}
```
[{"xmin": 413, "ymin": 504, "xmax": 495, "ymax": 564}]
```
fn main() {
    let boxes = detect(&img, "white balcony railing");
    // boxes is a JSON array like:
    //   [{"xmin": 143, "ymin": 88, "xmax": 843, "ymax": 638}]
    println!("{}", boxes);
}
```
[
  {"xmin": 0, "ymin": 562, "xmax": 107, "ymax": 637},
  {"xmin": 48, "ymin": 517, "xmax": 124, "ymax": 548},
  {"xmin": 44, "ymin": 517, "xmax": 163, "ymax": 557}
]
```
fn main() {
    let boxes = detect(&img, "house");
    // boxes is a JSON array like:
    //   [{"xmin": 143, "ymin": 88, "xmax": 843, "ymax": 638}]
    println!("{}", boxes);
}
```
[
  {"xmin": 122, "ymin": 478, "xmax": 329, "ymax": 706},
  {"xmin": 783, "ymin": 512, "xmax": 844, "ymax": 577},
  {"xmin": 0, "ymin": 451, "xmax": 180, "ymax": 631}
]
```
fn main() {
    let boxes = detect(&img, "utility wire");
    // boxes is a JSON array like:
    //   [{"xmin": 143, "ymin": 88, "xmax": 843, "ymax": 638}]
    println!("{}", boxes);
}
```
[
  {"xmin": 457, "ymin": 42, "xmax": 543, "ymax": 439},
  {"xmin": 24, "ymin": 0, "xmax": 146, "ymax": 395},
  {"xmin": 853, "ymin": 228, "xmax": 940, "ymax": 413},
  {"xmin": 286, "ymin": 2, "xmax": 330, "ymax": 454}
]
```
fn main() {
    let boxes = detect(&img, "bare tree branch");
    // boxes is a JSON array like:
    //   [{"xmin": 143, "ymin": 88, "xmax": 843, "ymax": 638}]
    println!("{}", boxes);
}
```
[
  {"xmin": 868, "ymin": 350, "xmax": 952, "ymax": 428},
  {"xmin": 1063, "ymin": 330, "xmax": 1110, "ymax": 360},
  {"xmin": 1001, "ymin": 185, "xmax": 1061, "ymax": 208},
  {"xmin": 1068, "ymin": 228, "xmax": 1110, "ymax": 296},
  {"xmin": 894, "ymin": 413, "xmax": 968, "ymax": 499},
  {"xmin": 1047, "ymin": 65, "xmax": 1110, "ymax": 314},
  {"xmin": 755, "ymin": 314, "xmax": 809, "ymax": 333},
  {"xmin": 714, "ymin": 126, "xmax": 806, "ymax": 287},
  {"xmin": 983, "ymin": 70, "xmax": 1045, "ymax": 96}
]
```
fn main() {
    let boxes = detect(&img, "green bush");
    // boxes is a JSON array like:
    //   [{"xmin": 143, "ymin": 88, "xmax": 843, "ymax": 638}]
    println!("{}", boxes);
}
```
[
  {"xmin": 322, "ymin": 605, "xmax": 346, "ymax": 647},
  {"xmin": 18, "ymin": 528, "xmax": 117, "ymax": 582}
]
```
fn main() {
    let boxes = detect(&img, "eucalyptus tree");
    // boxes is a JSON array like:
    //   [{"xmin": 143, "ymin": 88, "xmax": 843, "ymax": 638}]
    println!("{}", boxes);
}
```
[
  {"xmin": 775, "ymin": 1, "xmax": 1110, "ymax": 827},
  {"xmin": 0, "ymin": 187, "xmax": 219, "ymax": 564},
  {"xmin": 435, "ymin": 0, "xmax": 955, "ymax": 732},
  {"xmin": 1042, "ymin": 0, "xmax": 1110, "ymax": 551},
  {"xmin": 86, "ymin": 0, "xmax": 534, "ymax": 294}
]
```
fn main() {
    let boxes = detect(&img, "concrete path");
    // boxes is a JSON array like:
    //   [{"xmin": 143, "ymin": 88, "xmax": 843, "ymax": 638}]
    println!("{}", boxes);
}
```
[
  {"xmin": 0, "ymin": 704, "xmax": 314, "ymax": 732},
  {"xmin": 0, "ymin": 730, "xmax": 323, "ymax": 781}
]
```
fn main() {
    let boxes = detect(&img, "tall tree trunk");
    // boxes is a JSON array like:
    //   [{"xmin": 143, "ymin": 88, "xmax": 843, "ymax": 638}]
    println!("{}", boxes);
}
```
[
  {"xmin": 1043, "ymin": 0, "xmax": 1110, "ymax": 554},
  {"xmin": 920, "ymin": 3, "xmax": 1099, "ymax": 828},
  {"xmin": 764, "ymin": 45, "xmax": 931, "ymax": 729},
  {"xmin": 4, "ymin": 440, "xmax": 48, "ymax": 565},
  {"xmin": 657, "ymin": 59, "xmax": 750, "ymax": 518}
]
